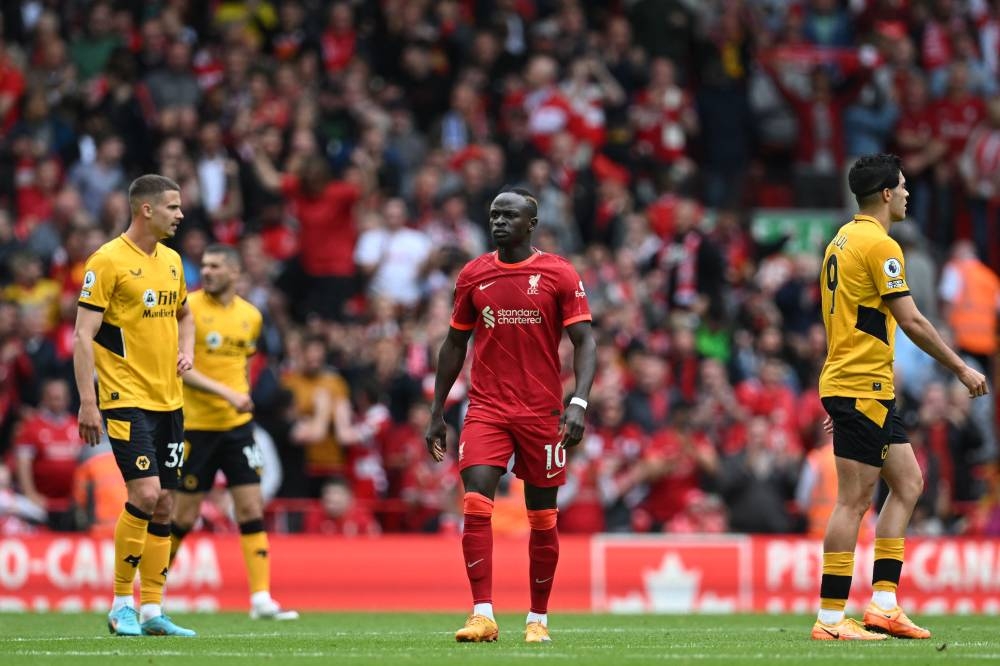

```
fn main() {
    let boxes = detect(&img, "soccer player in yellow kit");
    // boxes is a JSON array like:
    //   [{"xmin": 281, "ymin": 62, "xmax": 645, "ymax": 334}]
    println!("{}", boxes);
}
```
[
  {"xmin": 170, "ymin": 244, "xmax": 298, "ymax": 620},
  {"xmin": 812, "ymin": 154, "xmax": 988, "ymax": 640},
  {"xmin": 74, "ymin": 174, "xmax": 197, "ymax": 636}
]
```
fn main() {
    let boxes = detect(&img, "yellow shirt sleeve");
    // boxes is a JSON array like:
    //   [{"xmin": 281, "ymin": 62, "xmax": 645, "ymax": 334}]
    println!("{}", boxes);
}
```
[
  {"xmin": 248, "ymin": 309, "xmax": 263, "ymax": 356},
  {"xmin": 79, "ymin": 251, "xmax": 117, "ymax": 311},
  {"xmin": 865, "ymin": 238, "xmax": 909, "ymax": 299}
]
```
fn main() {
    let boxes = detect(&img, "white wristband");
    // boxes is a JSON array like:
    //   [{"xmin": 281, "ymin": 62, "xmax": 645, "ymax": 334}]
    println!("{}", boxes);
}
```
[{"xmin": 569, "ymin": 396, "xmax": 588, "ymax": 410}]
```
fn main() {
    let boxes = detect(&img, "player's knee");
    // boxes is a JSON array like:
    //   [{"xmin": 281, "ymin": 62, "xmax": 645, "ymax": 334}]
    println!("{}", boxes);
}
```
[
  {"xmin": 463, "ymin": 492, "xmax": 494, "ymax": 517},
  {"xmin": 838, "ymin": 487, "xmax": 875, "ymax": 518},
  {"xmin": 233, "ymin": 503, "xmax": 263, "ymax": 524},
  {"xmin": 895, "ymin": 473, "xmax": 924, "ymax": 505},
  {"xmin": 172, "ymin": 499, "xmax": 200, "ymax": 528},
  {"xmin": 128, "ymin": 487, "xmax": 160, "ymax": 514}
]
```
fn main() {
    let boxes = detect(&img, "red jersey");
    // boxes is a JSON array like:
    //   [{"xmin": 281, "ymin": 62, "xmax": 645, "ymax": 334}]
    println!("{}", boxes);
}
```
[
  {"xmin": 633, "ymin": 87, "xmax": 693, "ymax": 164},
  {"xmin": 281, "ymin": 175, "xmax": 360, "ymax": 277},
  {"xmin": 14, "ymin": 412, "xmax": 83, "ymax": 501},
  {"xmin": 639, "ymin": 428, "xmax": 712, "ymax": 524},
  {"xmin": 450, "ymin": 250, "xmax": 591, "ymax": 423},
  {"xmin": 933, "ymin": 97, "xmax": 985, "ymax": 158},
  {"xmin": 303, "ymin": 504, "xmax": 380, "ymax": 536}
]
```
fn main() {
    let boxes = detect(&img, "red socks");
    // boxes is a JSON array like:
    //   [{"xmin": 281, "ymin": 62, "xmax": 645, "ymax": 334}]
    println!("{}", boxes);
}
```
[
  {"xmin": 462, "ymin": 492, "xmax": 494, "ymax": 604},
  {"xmin": 462, "ymin": 493, "xmax": 560, "ymax": 614},
  {"xmin": 527, "ymin": 508, "xmax": 559, "ymax": 614}
]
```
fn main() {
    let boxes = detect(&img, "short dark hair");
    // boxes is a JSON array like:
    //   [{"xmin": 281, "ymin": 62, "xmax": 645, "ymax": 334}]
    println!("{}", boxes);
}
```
[
  {"xmin": 848, "ymin": 154, "xmax": 902, "ymax": 207},
  {"xmin": 505, "ymin": 187, "xmax": 539, "ymax": 219},
  {"xmin": 203, "ymin": 243, "xmax": 242, "ymax": 269},
  {"xmin": 128, "ymin": 174, "xmax": 180, "ymax": 214}
]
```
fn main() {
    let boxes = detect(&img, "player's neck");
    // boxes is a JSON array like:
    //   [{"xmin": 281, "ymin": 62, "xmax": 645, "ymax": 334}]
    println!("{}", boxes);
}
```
[
  {"xmin": 124, "ymin": 223, "xmax": 160, "ymax": 255},
  {"xmin": 496, "ymin": 243, "xmax": 535, "ymax": 264},
  {"xmin": 856, "ymin": 207, "xmax": 891, "ymax": 233},
  {"xmin": 207, "ymin": 289, "xmax": 235, "ymax": 306}
]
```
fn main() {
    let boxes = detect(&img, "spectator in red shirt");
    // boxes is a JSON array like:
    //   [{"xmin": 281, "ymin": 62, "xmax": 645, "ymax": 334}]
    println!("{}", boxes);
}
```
[
  {"xmin": 715, "ymin": 416, "xmax": 800, "ymax": 533},
  {"xmin": 0, "ymin": 35, "xmax": 26, "ymax": 134},
  {"xmin": 930, "ymin": 61, "xmax": 986, "ymax": 245},
  {"xmin": 959, "ymin": 95, "xmax": 1000, "ymax": 263},
  {"xmin": 759, "ymin": 48, "xmax": 875, "ymax": 207},
  {"xmin": 518, "ymin": 54, "xmax": 586, "ymax": 155},
  {"xmin": 321, "ymin": 2, "xmax": 356, "ymax": 75},
  {"xmin": 12, "ymin": 378, "xmax": 82, "ymax": 522},
  {"xmin": 735, "ymin": 356, "xmax": 803, "ymax": 455},
  {"xmin": 631, "ymin": 57, "xmax": 698, "ymax": 174},
  {"xmin": 633, "ymin": 407, "xmax": 718, "ymax": 532},
  {"xmin": 560, "ymin": 393, "xmax": 647, "ymax": 533},
  {"xmin": 691, "ymin": 357, "xmax": 749, "ymax": 453},
  {"xmin": 251, "ymin": 141, "xmax": 374, "ymax": 322},
  {"xmin": 893, "ymin": 72, "xmax": 946, "ymax": 240},
  {"xmin": 303, "ymin": 476, "xmax": 381, "ymax": 536}
]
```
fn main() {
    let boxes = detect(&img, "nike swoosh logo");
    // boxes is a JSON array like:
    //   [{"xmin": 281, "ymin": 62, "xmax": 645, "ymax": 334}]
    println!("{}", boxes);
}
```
[
  {"xmin": 883, "ymin": 614, "xmax": 893, "ymax": 619},
  {"xmin": 467, "ymin": 559, "xmax": 484, "ymax": 568},
  {"xmin": 534, "ymin": 577, "xmax": 553, "ymax": 584},
  {"xmin": 546, "ymin": 469, "xmax": 564, "ymax": 479},
  {"xmin": 821, "ymin": 627, "xmax": 839, "ymax": 639},
  {"xmin": 478, "ymin": 281, "xmax": 496, "ymax": 291},
  {"xmin": 129, "ymin": 269, "xmax": 142, "ymax": 277}
]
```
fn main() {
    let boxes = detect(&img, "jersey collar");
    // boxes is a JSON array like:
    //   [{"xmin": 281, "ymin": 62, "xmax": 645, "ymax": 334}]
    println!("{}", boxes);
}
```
[
  {"xmin": 852, "ymin": 214, "xmax": 887, "ymax": 234},
  {"xmin": 492, "ymin": 248, "xmax": 541, "ymax": 269},
  {"xmin": 120, "ymin": 233, "xmax": 158, "ymax": 257}
]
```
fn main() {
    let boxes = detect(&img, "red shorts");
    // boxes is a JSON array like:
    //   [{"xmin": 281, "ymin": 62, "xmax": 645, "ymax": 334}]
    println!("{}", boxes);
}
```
[{"xmin": 459, "ymin": 418, "xmax": 567, "ymax": 487}]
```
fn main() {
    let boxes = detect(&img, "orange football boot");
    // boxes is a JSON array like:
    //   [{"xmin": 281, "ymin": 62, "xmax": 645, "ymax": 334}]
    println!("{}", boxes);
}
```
[
  {"xmin": 811, "ymin": 617, "xmax": 889, "ymax": 641},
  {"xmin": 455, "ymin": 614, "xmax": 499, "ymax": 642},
  {"xmin": 863, "ymin": 602, "xmax": 931, "ymax": 639},
  {"xmin": 524, "ymin": 621, "xmax": 551, "ymax": 643}
]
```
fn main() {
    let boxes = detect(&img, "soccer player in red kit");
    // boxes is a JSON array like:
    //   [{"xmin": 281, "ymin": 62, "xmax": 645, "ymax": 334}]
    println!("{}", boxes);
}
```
[{"xmin": 426, "ymin": 189, "xmax": 597, "ymax": 644}]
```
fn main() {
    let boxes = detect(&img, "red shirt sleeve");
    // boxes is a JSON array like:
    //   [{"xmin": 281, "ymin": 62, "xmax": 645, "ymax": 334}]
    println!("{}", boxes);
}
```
[
  {"xmin": 558, "ymin": 263, "xmax": 592, "ymax": 327},
  {"xmin": 280, "ymin": 174, "xmax": 301, "ymax": 198},
  {"xmin": 325, "ymin": 181, "xmax": 361, "ymax": 207},
  {"xmin": 12, "ymin": 419, "xmax": 37, "ymax": 456},
  {"xmin": 449, "ymin": 263, "xmax": 477, "ymax": 330}
]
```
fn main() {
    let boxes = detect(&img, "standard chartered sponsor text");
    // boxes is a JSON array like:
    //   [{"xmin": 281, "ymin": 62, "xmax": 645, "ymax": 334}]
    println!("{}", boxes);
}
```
[{"xmin": 496, "ymin": 308, "xmax": 542, "ymax": 325}]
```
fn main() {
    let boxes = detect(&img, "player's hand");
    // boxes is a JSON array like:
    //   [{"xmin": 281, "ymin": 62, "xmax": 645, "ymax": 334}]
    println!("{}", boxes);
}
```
[
  {"xmin": 78, "ymin": 402, "xmax": 104, "ymax": 446},
  {"xmin": 176, "ymin": 351, "xmax": 193, "ymax": 376},
  {"xmin": 229, "ymin": 391, "xmax": 254, "ymax": 413},
  {"xmin": 425, "ymin": 416, "xmax": 448, "ymax": 462},
  {"xmin": 559, "ymin": 404, "xmax": 586, "ymax": 449},
  {"xmin": 822, "ymin": 415, "xmax": 833, "ymax": 434},
  {"xmin": 957, "ymin": 365, "xmax": 989, "ymax": 399}
]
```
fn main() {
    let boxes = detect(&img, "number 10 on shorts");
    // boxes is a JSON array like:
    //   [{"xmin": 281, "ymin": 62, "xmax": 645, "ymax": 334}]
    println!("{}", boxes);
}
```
[{"xmin": 544, "ymin": 443, "xmax": 566, "ymax": 470}]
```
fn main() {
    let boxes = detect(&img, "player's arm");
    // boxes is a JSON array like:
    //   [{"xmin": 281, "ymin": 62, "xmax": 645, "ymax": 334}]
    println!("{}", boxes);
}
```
[
  {"xmin": 182, "ymin": 367, "xmax": 253, "ymax": 413},
  {"xmin": 72, "ymin": 306, "xmax": 105, "ymax": 446},
  {"xmin": 176, "ymin": 300, "xmax": 194, "ymax": 375},
  {"xmin": 886, "ymin": 295, "xmax": 988, "ymax": 397},
  {"xmin": 425, "ymin": 326, "xmax": 472, "ymax": 462},
  {"xmin": 561, "ymin": 320, "xmax": 597, "ymax": 449}
]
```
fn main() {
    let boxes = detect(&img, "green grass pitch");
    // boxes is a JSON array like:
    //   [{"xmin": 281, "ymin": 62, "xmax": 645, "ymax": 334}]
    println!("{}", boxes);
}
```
[{"xmin": 1, "ymin": 612, "xmax": 997, "ymax": 665}]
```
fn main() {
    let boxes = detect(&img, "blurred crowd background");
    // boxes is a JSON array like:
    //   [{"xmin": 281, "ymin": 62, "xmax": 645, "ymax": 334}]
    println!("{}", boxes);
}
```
[{"xmin": 1, "ymin": 0, "xmax": 999, "ymax": 540}]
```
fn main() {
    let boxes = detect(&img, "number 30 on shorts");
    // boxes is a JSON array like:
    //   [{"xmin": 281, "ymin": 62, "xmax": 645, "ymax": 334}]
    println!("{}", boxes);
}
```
[
  {"xmin": 165, "ymin": 441, "xmax": 185, "ymax": 468},
  {"xmin": 544, "ymin": 443, "xmax": 566, "ymax": 470}
]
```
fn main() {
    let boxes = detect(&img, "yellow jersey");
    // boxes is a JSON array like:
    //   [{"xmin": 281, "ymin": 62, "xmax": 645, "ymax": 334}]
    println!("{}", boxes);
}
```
[
  {"xmin": 183, "ymin": 290, "xmax": 262, "ymax": 431},
  {"xmin": 78, "ymin": 234, "xmax": 187, "ymax": 411},
  {"xmin": 819, "ymin": 215, "xmax": 911, "ymax": 400}
]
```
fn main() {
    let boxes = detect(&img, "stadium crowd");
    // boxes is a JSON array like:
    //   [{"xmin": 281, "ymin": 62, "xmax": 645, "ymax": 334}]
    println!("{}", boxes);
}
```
[{"xmin": 0, "ymin": 0, "xmax": 998, "ymax": 539}]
